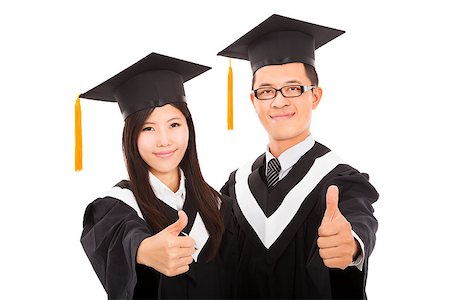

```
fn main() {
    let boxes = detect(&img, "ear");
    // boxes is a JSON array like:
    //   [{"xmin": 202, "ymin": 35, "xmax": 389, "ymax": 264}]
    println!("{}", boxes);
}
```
[
  {"xmin": 312, "ymin": 87, "xmax": 323, "ymax": 109},
  {"xmin": 250, "ymin": 91, "xmax": 256, "ymax": 107}
]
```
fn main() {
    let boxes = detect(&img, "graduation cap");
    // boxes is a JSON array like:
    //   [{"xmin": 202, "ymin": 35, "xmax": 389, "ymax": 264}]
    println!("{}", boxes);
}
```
[
  {"xmin": 74, "ymin": 52, "xmax": 211, "ymax": 171},
  {"xmin": 217, "ymin": 14, "xmax": 345, "ymax": 73}
]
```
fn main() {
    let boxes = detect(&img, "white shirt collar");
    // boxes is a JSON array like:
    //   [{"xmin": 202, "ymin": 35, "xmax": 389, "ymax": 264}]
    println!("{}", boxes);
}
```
[
  {"xmin": 149, "ymin": 168, "xmax": 186, "ymax": 210},
  {"xmin": 265, "ymin": 135, "xmax": 315, "ymax": 180}
]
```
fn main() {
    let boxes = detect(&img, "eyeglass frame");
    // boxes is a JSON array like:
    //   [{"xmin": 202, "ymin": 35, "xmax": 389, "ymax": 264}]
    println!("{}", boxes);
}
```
[{"xmin": 253, "ymin": 85, "xmax": 316, "ymax": 100}]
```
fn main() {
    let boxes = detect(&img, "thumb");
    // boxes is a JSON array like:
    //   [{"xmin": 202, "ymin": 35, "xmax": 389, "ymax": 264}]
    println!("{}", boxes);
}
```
[
  {"xmin": 322, "ymin": 185, "xmax": 340, "ymax": 223},
  {"xmin": 165, "ymin": 210, "xmax": 188, "ymax": 235}
]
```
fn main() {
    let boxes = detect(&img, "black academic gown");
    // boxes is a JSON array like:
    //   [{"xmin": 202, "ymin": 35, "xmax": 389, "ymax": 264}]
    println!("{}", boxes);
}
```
[
  {"xmin": 81, "ymin": 180, "xmax": 238, "ymax": 300},
  {"xmin": 221, "ymin": 142, "xmax": 378, "ymax": 299}
]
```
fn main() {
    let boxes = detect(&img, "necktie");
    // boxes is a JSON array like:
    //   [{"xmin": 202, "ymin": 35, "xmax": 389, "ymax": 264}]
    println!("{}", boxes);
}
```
[{"xmin": 266, "ymin": 158, "xmax": 281, "ymax": 188}]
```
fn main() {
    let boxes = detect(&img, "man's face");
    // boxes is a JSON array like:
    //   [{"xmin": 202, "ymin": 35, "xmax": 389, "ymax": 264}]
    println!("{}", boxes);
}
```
[{"xmin": 251, "ymin": 62, "xmax": 322, "ymax": 148}]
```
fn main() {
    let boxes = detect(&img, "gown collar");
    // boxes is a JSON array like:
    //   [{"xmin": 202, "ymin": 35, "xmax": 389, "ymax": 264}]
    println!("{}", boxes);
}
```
[
  {"xmin": 265, "ymin": 134, "xmax": 315, "ymax": 179},
  {"xmin": 149, "ymin": 168, "xmax": 186, "ymax": 210}
]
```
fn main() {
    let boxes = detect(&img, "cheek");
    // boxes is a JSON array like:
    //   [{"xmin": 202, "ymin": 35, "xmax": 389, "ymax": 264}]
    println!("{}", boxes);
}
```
[
  {"xmin": 254, "ymin": 103, "xmax": 268, "ymax": 122},
  {"xmin": 299, "ymin": 102, "xmax": 311, "ymax": 114},
  {"xmin": 137, "ymin": 133, "xmax": 155, "ymax": 158},
  {"xmin": 176, "ymin": 128, "xmax": 189, "ymax": 152},
  {"xmin": 295, "ymin": 104, "xmax": 314, "ymax": 130}
]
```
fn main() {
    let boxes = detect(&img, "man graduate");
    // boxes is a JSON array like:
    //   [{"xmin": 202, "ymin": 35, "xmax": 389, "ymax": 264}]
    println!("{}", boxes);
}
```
[{"xmin": 219, "ymin": 14, "xmax": 378, "ymax": 299}]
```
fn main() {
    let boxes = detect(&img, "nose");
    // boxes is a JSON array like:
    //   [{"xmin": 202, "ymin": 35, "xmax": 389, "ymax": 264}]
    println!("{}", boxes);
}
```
[
  {"xmin": 157, "ymin": 128, "xmax": 171, "ymax": 147},
  {"xmin": 271, "ymin": 91, "xmax": 289, "ymax": 108}
]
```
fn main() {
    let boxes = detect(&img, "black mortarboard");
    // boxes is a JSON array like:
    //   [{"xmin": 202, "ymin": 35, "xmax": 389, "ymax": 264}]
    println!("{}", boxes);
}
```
[
  {"xmin": 74, "ymin": 52, "xmax": 210, "ymax": 171},
  {"xmin": 80, "ymin": 52, "xmax": 211, "ymax": 119},
  {"xmin": 217, "ymin": 14, "xmax": 345, "ymax": 73}
]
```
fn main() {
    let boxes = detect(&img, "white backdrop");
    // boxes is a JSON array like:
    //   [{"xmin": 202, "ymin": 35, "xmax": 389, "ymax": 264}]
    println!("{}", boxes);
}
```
[{"xmin": 1, "ymin": 0, "xmax": 449, "ymax": 298}]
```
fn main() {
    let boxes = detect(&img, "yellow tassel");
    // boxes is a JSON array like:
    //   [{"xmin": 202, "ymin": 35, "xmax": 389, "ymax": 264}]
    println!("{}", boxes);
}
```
[
  {"xmin": 227, "ymin": 58, "xmax": 233, "ymax": 130},
  {"xmin": 75, "ymin": 95, "xmax": 83, "ymax": 171}
]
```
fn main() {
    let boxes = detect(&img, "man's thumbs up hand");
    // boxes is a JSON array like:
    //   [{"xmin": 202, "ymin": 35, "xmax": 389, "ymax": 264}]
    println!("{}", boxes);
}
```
[{"xmin": 317, "ymin": 185, "xmax": 360, "ymax": 270}]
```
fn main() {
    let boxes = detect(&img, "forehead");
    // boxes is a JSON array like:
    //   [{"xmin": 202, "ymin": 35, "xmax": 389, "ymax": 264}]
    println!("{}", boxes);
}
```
[
  {"xmin": 146, "ymin": 104, "xmax": 185, "ymax": 122},
  {"xmin": 253, "ymin": 62, "xmax": 308, "ymax": 86}
]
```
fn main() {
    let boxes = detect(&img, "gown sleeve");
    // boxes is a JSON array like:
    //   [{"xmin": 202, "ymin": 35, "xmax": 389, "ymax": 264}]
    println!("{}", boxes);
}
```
[
  {"xmin": 325, "ymin": 168, "xmax": 378, "ymax": 259},
  {"xmin": 322, "ymin": 167, "xmax": 379, "ymax": 299},
  {"xmin": 80, "ymin": 197, "xmax": 153, "ymax": 300},
  {"xmin": 219, "ymin": 194, "xmax": 241, "ymax": 298}
]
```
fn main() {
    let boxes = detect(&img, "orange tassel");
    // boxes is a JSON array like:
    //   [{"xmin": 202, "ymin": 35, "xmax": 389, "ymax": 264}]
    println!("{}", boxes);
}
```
[
  {"xmin": 75, "ymin": 95, "xmax": 83, "ymax": 171},
  {"xmin": 227, "ymin": 58, "xmax": 233, "ymax": 130}
]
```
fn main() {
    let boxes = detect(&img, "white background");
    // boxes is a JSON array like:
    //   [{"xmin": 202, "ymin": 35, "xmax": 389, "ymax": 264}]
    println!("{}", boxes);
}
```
[{"xmin": 1, "ymin": 0, "xmax": 449, "ymax": 298}]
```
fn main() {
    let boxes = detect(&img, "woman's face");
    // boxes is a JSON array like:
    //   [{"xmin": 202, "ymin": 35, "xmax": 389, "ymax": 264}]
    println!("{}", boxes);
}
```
[{"xmin": 137, "ymin": 104, "xmax": 189, "ymax": 179}]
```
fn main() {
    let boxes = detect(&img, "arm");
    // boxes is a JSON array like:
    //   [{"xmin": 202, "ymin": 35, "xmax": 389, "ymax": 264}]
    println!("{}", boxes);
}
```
[
  {"xmin": 80, "ymin": 198, "xmax": 153, "ymax": 299},
  {"xmin": 317, "ymin": 170, "xmax": 378, "ymax": 271},
  {"xmin": 316, "ymin": 168, "xmax": 378, "ymax": 299},
  {"xmin": 81, "ymin": 199, "xmax": 196, "ymax": 299},
  {"xmin": 217, "ymin": 195, "xmax": 241, "ymax": 299}
]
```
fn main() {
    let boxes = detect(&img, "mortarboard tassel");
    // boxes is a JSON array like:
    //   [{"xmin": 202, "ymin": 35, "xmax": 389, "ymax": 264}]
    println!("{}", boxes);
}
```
[
  {"xmin": 75, "ymin": 95, "xmax": 83, "ymax": 171},
  {"xmin": 227, "ymin": 58, "xmax": 233, "ymax": 130}
]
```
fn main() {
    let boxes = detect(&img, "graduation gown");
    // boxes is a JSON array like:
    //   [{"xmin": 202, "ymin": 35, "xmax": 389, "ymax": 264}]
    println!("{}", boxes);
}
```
[
  {"xmin": 221, "ymin": 142, "xmax": 378, "ymax": 299},
  {"xmin": 81, "ymin": 180, "xmax": 238, "ymax": 299}
]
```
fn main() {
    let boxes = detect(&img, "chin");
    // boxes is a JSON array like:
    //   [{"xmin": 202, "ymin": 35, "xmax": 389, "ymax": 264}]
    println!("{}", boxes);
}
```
[
  {"xmin": 269, "ymin": 128, "xmax": 296, "ymax": 139},
  {"xmin": 150, "ymin": 160, "xmax": 180, "ymax": 173},
  {"xmin": 152, "ymin": 167, "xmax": 179, "ymax": 176},
  {"xmin": 274, "ymin": 131, "xmax": 308, "ymax": 143}
]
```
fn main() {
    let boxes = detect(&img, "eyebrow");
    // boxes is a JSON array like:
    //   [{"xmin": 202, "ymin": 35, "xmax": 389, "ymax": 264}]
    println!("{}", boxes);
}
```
[
  {"xmin": 285, "ymin": 80, "xmax": 303, "ymax": 85},
  {"xmin": 167, "ymin": 117, "xmax": 181, "ymax": 122},
  {"xmin": 143, "ymin": 117, "xmax": 181, "ymax": 125},
  {"xmin": 258, "ymin": 83, "xmax": 274, "ymax": 87},
  {"xmin": 257, "ymin": 80, "xmax": 304, "ymax": 88}
]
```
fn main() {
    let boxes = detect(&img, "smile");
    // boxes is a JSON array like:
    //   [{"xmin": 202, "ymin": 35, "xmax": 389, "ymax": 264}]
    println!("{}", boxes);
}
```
[
  {"xmin": 270, "ymin": 112, "xmax": 295, "ymax": 120},
  {"xmin": 153, "ymin": 150, "xmax": 176, "ymax": 158}
]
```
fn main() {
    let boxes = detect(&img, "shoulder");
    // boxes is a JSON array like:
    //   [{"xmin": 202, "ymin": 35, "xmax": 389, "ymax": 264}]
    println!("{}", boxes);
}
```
[
  {"xmin": 313, "ymin": 141, "xmax": 372, "ymax": 182},
  {"xmin": 219, "ymin": 194, "xmax": 233, "ymax": 210},
  {"xmin": 218, "ymin": 194, "xmax": 235, "ymax": 227},
  {"xmin": 299, "ymin": 141, "xmax": 378, "ymax": 202},
  {"xmin": 317, "ymin": 159, "xmax": 379, "ymax": 206},
  {"xmin": 84, "ymin": 180, "xmax": 143, "ymax": 220}
]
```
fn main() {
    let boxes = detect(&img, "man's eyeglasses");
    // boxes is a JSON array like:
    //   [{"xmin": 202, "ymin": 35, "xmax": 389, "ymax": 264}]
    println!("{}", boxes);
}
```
[{"xmin": 253, "ymin": 85, "xmax": 316, "ymax": 100}]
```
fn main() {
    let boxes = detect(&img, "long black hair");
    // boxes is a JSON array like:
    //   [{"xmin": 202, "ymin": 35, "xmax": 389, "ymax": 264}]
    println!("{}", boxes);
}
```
[{"xmin": 122, "ymin": 102, "xmax": 224, "ymax": 261}]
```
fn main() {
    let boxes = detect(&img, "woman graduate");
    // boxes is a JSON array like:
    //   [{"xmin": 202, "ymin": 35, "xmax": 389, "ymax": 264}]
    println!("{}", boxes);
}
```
[{"xmin": 79, "ymin": 52, "xmax": 238, "ymax": 299}]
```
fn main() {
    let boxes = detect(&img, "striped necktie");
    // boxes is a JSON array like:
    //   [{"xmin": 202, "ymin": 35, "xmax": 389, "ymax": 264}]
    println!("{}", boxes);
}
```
[{"xmin": 266, "ymin": 158, "xmax": 281, "ymax": 188}]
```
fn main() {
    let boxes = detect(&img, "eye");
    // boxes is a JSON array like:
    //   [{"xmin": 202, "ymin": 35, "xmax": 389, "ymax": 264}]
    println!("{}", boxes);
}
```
[
  {"xmin": 260, "ymin": 88, "xmax": 274, "ymax": 94},
  {"xmin": 256, "ymin": 88, "xmax": 275, "ymax": 97},
  {"xmin": 287, "ymin": 85, "xmax": 301, "ymax": 91},
  {"xmin": 142, "ymin": 126, "xmax": 155, "ymax": 131},
  {"xmin": 170, "ymin": 122, "xmax": 181, "ymax": 128}
]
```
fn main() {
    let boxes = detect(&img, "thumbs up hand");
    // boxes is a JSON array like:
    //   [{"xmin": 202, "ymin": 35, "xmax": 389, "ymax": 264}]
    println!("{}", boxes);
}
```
[
  {"xmin": 137, "ymin": 210, "xmax": 196, "ymax": 277},
  {"xmin": 317, "ymin": 185, "xmax": 360, "ymax": 270}
]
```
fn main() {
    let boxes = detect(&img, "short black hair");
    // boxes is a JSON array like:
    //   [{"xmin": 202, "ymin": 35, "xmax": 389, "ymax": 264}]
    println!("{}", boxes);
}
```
[
  {"xmin": 305, "ymin": 63, "xmax": 319, "ymax": 86},
  {"xmin": 252, "ymin": 63, "xmax": 319, "ymax": 89}
]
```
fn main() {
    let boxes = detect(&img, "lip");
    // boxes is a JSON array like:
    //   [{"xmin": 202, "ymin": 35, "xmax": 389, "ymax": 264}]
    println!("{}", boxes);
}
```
[
  {"xmin": 270, "ymin": 112, "xmax": 295, "ymax": 120},
  {"xmin": 153, "ymin": 149, "xmax": 176, "ymax": 158}
]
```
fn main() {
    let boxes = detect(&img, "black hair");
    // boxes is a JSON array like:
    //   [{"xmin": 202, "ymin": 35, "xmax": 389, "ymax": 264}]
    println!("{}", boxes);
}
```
[
  {"xmin": 251, "ymin": 63, "xmax": 319, "ymax": 89},
  {"xmin": 122, "ymin": 102, "xmax": 224, "ymax": 261}
]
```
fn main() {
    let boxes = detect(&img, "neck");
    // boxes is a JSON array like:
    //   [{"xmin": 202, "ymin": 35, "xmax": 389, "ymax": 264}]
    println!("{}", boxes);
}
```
[
  {"xmin": 154, "ymin": 169, "xmax": 180, "ymax": 192},
  {"xmin": 269, "ymin": 131, "xmax": 310, "ymax": 158}
]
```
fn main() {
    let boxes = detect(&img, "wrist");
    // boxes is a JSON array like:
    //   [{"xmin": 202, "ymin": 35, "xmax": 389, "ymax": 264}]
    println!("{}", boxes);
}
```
[
  {"xmin": 136, "ymin": 236, "xmax": 152, "ymax": 265},
  {"xmin": 352, "ymin": 238, "xmax": 361, "ymax": 260}
]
